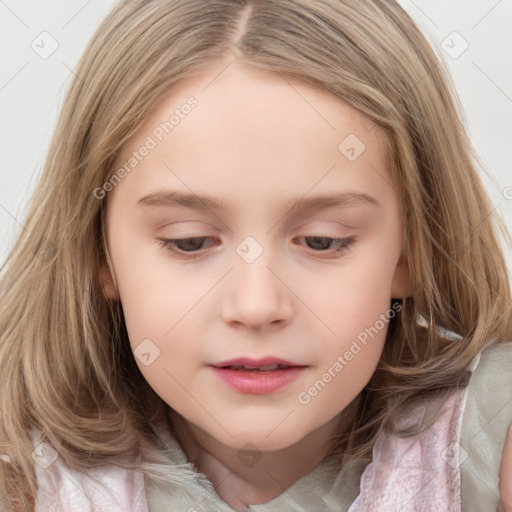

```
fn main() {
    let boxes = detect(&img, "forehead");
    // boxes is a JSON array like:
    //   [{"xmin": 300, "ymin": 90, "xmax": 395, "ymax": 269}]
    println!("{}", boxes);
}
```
[
  {"xmin": 109, "ymin": 61, "xmax": 396, "ymax": 213},
  {"xmin": 127, "ymin": 60, "xmax": 382, "ymax": 153}
]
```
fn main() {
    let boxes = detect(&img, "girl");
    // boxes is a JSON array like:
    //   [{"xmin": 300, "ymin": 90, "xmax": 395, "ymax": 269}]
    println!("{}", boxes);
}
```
[{"xmin": 1, "ymin": 0, "xmax": 511, "ymax": 511}]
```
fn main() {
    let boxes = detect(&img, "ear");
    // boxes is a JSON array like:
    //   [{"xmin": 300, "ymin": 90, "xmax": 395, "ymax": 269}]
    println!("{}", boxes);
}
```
[
  {"xmin": 99, "ymin": 259, "xmax": 120, "ymax": 301},
  {"xmin": 390, "ymin": 250, "xmax": 411, "ymax": 299}
]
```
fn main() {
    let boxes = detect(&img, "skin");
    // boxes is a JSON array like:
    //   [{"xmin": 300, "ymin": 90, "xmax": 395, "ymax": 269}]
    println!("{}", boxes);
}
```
[{"xmin": 100, "ymin": 59, "xmax": 412, "ymax": 509}]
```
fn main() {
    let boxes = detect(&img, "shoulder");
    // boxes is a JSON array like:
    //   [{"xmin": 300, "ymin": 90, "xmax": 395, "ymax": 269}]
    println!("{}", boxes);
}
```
[
  {"xmin": 462, "ymin": 340, "xmax": 512, "ymax": 429},
  {"xmin": 348, "ymin": 342, "xmax": 512, "ymax": 511},
  {"xmin": 462, "ymin": 341, "xmax": 512, "ymax": 427},
  {"xmin": 469, "ymin": 340, "xmax": 512, "ymax": 378},
  {"xmin": 460, "ymin": 341, "xmax": 512, "ymax": 512}
]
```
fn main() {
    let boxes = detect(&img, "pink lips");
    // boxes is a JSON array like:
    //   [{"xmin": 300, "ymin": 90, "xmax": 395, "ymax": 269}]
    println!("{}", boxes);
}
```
[{"xmin": 209, "ymin": 357, "xmax": 307, "ymax": 395}]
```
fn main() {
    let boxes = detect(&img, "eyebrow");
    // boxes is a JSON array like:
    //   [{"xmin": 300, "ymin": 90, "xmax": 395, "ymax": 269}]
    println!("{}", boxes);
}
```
[{"xmin": 137, "ymin": 189, "xmax": 379, "ymax": 213}]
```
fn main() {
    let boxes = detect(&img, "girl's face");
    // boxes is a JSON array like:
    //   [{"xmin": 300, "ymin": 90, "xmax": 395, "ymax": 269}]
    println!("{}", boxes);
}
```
[{"xmin": 102, "ymin": 61, "xmax": 408, "ymax": 451}]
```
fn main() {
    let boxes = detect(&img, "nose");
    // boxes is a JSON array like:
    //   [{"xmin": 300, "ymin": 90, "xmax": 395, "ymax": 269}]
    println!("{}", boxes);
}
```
[{"xmin": 220, "ymin": 250, "xmax": 293, "ymax": 331}]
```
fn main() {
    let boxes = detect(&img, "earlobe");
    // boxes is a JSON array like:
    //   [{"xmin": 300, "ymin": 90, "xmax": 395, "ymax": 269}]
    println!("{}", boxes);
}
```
[
  {"xmin": 99, "ymin": 259, "xmax": 120, "ymax": 301},
  {"xmin": 390, "ymin": 251, "xmax": 411, "ymax": 299}
]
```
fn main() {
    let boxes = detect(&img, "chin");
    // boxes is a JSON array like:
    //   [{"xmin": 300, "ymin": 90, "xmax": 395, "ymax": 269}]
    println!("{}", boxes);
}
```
[{"xmin": 211, "ymin": 422, "xmax": 312, "ymax": 453}]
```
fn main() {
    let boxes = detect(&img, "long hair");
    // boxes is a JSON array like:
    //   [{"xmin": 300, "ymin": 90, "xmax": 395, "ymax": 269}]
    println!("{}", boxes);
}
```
[{"xmin": 1, "ymin": 0, "xmax": 511, "ymax": 509}]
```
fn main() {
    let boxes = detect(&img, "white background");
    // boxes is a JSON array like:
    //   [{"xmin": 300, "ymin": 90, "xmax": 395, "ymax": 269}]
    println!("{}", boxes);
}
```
[{"xmin": 1, "ymin": 0, "xmax": 511, "ymax": 271}]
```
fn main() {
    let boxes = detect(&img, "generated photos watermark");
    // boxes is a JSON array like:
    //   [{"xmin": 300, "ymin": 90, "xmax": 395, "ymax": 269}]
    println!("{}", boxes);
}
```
[
  {"xmin": 93, "ymin": 96, "xmax": 198, "ymax": 200},
  {"xmin": 297, "ymin": 301, "xmax": 402, "ymax": 405}
]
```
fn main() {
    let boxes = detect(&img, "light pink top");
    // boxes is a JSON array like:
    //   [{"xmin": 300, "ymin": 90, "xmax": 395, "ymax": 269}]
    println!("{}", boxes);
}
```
[
  {"xmin": 349, "ymin": 383, "xmax": 468, "ymax": 511},
  {"xmin": 33, "ymin": 343, "xmax": 512, "ymax": 511}
]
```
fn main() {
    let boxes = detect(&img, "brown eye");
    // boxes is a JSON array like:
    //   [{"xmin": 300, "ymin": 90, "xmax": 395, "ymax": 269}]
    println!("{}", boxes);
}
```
[
  {"xmin": 296, "ymin": 236, "xmax": 355, "ymax": 256},
  {"xmin": 172, "ymin": 237, "xmax": 206, "ymax": 251},
  {"xmin": 305, "ymin": 236, "xmax": 335, "ymax": 251},
  {"xmin": 157, "ymin": 236, "xmax": 219, "ymax": 257}
]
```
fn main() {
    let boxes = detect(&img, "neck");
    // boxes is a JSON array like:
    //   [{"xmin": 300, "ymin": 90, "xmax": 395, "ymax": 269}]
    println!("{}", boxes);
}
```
[{"xmin": 168, "ymin": 396, "xmax": 361, "ymax": 511}]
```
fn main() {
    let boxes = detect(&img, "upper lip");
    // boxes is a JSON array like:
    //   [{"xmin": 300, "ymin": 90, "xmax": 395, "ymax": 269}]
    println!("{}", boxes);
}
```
[{"xmin": 210, "ymin": 357, "xmax": 306, "ymax": 369}]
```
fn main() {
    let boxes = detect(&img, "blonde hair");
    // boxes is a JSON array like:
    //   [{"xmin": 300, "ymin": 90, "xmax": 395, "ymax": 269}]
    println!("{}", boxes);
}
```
[{"xmin": 1, "ymin": 0, "xmax": 511, "ymax": 509}]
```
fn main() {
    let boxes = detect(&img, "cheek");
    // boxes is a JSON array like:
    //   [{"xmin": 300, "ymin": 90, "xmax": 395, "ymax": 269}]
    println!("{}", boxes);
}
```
[
  {"xmin": 294, "ymin": 242, "xmax": 399, "ymax": 338},
  {"xmin": 108, "ymin": 225, "xmax": 203, "ymax": 341},
  {"xmin": 296, "ymin": 242, "xmax": 398, "ymax": 398},
  {"xmin": 118, "ymin": 286, "xmax": 205, "ymax": 415},
  {"xmin": 297, "ymin": 268, "xmax": 393, "ymax": 419}
]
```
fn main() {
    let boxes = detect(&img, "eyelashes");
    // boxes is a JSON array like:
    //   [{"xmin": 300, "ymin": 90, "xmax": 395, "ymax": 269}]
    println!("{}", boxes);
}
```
[
  {"xmin": 157, "ymin": 236, "xmax": 355, "ymax": 259},
  {"xmin": 296, "ymin": 236, "xmax": 354, "ymax": 254},
  {"xmin": 158, "ymin": 236, "xmax": 217, "ymax": 253}
]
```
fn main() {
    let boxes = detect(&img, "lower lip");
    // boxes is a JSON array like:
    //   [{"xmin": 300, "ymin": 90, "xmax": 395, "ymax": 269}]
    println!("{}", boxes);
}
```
[{"xmin": 210, "ymin": 366, "xmax": 306, "ymax": 394}]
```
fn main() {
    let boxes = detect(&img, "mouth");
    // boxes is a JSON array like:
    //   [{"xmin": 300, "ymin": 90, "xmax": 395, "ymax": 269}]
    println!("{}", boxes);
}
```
[
  {"xmin": 209, "ymin": 357, "xmax": 308, "ymax": 394},
  {"xmin": 217, "ymin": 363, "xmax": 295, "ymax": 371}
]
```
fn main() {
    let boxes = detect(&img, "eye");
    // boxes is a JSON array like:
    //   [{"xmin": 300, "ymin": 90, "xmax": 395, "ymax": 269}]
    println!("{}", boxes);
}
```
[
  {"xmin": 157, "ymin": 235, "xmax": 355, "ymax": 259},
  {"xmin": 157, "ymin": 236, "xmax": 219, "ymax": 258},
  {"xmin": 296, "ymin": 236, "xmax": 355, "ymax": 257}
]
